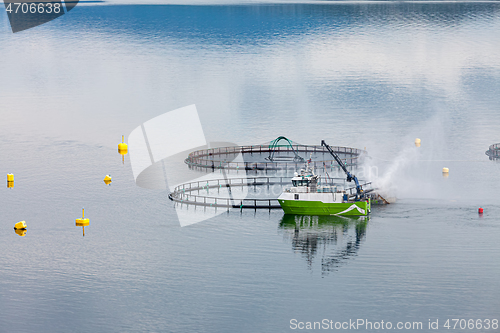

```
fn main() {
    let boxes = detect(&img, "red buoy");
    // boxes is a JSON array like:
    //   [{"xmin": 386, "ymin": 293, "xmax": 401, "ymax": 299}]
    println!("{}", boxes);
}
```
[{"xmin": 478, "ymin": 207, "xmax": 484, "ymax": 214}]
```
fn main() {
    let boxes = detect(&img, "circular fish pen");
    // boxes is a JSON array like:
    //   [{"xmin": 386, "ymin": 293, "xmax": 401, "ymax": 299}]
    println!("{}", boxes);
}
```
[
  {"xmin": 170, "ymin": 137, "xmax": 375, "ymax": 211},
  {"xmin": 486, "ymin": 143, "xmax": 500, "ymax": 159},
  {"xmin": 168, "ymin": 175, "xmax": 373, "ymax": 209},
  {"xmin": 169, "ymin": 176, "xmax": 291, "ymax": 209},
  {"xmin": 185, "ymin": 141, "xmax": 366, "ymax": 171}
]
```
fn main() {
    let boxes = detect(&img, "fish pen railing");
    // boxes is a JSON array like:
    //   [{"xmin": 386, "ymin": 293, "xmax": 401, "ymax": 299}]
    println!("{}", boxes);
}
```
[
  {"xmin": 169, "ymin": 176, "xmax": 365, "ymax": 209},
  {"xmin": 185, "ymin": 144, "xmax": 366, "ymax": 170},
  {"xmin": 170, "ymin": 193, "xmax": 281, "ymax": 209},
  {"xmin": 486, "ymin": 143, "xmax": 500, "ymax": 158},
  {"xmin": 171, "ymin": 176, "xmax": 347, "ymax": 194},
  {"xmin": 168, "ymin": 176, "xmax": 288, "ymax": 209},
  {"xmin": 172, "ymin": 176, "xmax": 290, "ymax": 193}
]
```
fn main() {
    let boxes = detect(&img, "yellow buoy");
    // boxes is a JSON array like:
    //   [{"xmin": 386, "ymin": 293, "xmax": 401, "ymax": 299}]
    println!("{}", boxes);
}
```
[
  {"xmin": 15, "ymin": 229, "xmax": 26, "ymax": 237},
  {"xmin": 103, "ymin": 175, "xmax": 112, "ymax": 185},
  {"xmin": 75, "ymin": 208, "xmax": 90, "ymax": 226},
  {"xmin": 442, "ymin": 167, "xmax": 449, "ymax": 173},
  {"xmin": 118, "ymin": 135, "xmax": 128, "ymax": 154},
  {"xmin": 14, "ymin": 220, "xmax": 27, "ymax": 230},
  {"xmin": 76, "ymin": 208, "xmax": 89, "ymax": 236},
  {"xmin": 7, "ymin": 173, "xmax": 14, "ymax": 188},
  {"xmin": 415, "ymin": 138, "xmax": 421, "ymax": 147},
  {"xmin": 118, "ymin": 135, "xmax": 128, "ymax": 164}
]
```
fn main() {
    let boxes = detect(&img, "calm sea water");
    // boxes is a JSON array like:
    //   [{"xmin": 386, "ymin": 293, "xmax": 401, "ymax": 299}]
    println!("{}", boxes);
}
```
[{"xmin": 1, "ymin": 3, "xmax": 500, "ymax": 332}]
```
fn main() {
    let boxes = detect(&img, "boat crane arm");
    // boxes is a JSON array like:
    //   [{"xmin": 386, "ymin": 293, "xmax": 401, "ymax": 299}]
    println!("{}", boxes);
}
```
[{"xmin": 321, "ymin": 140, "xmax": 363, "ymax": 198}]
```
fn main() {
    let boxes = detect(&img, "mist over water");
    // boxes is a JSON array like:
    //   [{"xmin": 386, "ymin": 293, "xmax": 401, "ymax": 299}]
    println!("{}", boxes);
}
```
[
  {"xmin": 1, "ymin": 3, "xmax": 500, "ymax": 332},
  {"xmin": 368, "ymin": 111, "xmax": 449, "ymax": 199}
]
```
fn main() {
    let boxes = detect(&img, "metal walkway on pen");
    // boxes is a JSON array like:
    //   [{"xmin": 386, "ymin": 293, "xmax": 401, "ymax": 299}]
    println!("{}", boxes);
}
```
[{"xmin": 184, "ymin": 140, "xmax": 366, "ymax": 171}]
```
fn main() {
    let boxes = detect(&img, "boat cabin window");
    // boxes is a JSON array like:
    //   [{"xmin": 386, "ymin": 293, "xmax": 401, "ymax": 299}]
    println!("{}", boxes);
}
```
[{"xmin": 293, "ymin": 179, "xmax": 310, "ymax": 187}]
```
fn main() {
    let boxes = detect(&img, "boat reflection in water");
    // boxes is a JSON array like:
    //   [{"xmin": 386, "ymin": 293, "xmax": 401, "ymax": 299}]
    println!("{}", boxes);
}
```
[{"xmin": 279, "ymin": 214, "xmax": 368, "ymax": 275}]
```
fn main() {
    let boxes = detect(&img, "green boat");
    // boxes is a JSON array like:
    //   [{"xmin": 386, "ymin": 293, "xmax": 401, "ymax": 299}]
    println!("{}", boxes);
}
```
[
  {"xmin": 278, "ymin": 167, "xmax": 371, "ymax": 216},
  {"xmin": 278, "ymin": 140, "xmax": 371, "ymax": 216}
]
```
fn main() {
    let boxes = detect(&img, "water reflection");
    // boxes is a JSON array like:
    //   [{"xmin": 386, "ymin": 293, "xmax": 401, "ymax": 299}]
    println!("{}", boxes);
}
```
[
  {"xmin": 75, "ymin": 221, "xmax": 89, "ymax": 237},
  {"xmin": 14, "ymin": 229, "xmax": 26, "ymax": 237},
  {"xmin": 279, "ymin": 214, "xmax": 367, "ymax": 275},
  {"xmin": 70, "ymin": 4, "xmax": 500, "ymax": 45}
]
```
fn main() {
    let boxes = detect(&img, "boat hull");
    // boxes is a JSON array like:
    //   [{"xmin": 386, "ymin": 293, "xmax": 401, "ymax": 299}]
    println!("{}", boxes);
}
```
[{"xmin": 278, "ymin": 199, "xmax": 370, "ymax": 216}]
